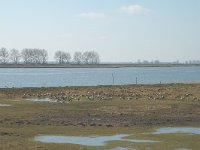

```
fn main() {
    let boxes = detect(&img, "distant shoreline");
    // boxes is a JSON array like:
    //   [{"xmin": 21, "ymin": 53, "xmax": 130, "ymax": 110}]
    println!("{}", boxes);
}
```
[{"xmin": 0, "ymin": 63, "xmax": 200, "ymax": 68}]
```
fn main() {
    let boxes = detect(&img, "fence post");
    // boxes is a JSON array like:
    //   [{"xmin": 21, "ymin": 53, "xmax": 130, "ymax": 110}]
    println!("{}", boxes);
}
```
[{"xmin": 112, "ymin": 73, "xmax": 115, "ymax": 85}]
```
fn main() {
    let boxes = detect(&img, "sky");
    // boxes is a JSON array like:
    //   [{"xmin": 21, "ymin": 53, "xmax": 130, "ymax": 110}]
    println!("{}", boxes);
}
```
[{"xmin": 0, "ymin": 0, "xmax": 200, "ymax": 62}]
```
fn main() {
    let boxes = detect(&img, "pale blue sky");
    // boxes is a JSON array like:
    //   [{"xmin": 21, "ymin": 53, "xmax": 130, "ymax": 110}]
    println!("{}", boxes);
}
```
[{"xmin": 0, "ymin": 0, "xmax": 199, "ymax": 62}]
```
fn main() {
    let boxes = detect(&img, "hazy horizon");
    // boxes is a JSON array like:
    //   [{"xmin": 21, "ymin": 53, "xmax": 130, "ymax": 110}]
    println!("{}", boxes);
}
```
[{"xmin": 0, "ymin": 0, "xmax": 199, "ymax": 62}]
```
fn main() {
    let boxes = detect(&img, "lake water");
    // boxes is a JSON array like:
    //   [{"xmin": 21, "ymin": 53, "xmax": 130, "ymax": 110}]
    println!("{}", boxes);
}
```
[{"xmin": 0, "ymin": 67, "xmax": 200, "ymax": 88}]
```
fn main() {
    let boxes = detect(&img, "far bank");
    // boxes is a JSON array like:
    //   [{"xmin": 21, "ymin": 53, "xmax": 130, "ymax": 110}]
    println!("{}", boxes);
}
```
[{"xmin": 0, "ymin": 63, "xmax": 200, "ymax": 68}]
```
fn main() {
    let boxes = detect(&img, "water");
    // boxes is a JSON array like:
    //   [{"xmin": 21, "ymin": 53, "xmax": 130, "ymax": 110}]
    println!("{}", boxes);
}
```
[
  {"xmin": 111, "ymin": 147, "xmax": 136, "ymax": 150},
  {"xmin": 27, "ymin": 98, "xmax": 56, "ymax": 102},
  {"xmin": 34, "ymin": 134, "xmax": 158, "ymax": 147},
  {"xmin": 34, "ymin": 127, "xmax": 200, "ymax": 148},
  {"xmin": 34, "ymin": 127, "xmax": 200, "ymax": 149},
  {"xmin": 0, "ymin": 67, "xmax": 199, "ymax": 87},
  {"xmin": 0, "ymin": 104, "xmax": 11, "ymax": 106},
  {"xmin": 175, "ymin": 148, "xmax": 191, "ymax": 150},
  {"xmin": 153, "ymin": 127, "xmax": 200, "ymax": 135}
]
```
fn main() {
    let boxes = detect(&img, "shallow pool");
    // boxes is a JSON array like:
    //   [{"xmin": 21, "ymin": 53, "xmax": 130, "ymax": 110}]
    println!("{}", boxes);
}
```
[
  {"xmin": 111, "ymin": 147, "xmax": 136, "ymax": 150},
  {"xmin": 0, "ymin": 104, "xmax": 11, "ymax": 106},
  {"xmin": 27, "ymin": 98, "xmax": 56, "ymax": 102},
  {"xmin": 153, "ymin": 127, "xmax": 200, "ymax": 135},
  {"xmin": 34, "ymin": 134, "xmax": 158, "ymax": 147},
  {"xmin": 34, "ymin": 127, "xmax": 200, "ymax": 149}
]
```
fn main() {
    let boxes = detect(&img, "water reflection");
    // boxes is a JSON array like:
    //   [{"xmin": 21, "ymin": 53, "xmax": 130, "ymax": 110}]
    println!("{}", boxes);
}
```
[
  {"xmin": 34, "ymin": 127, "xmax": 200, "ymax": 148},
  {"xmin": 153, "ymin": 127, "xmax": 200, "ymax": 135},
  {"xmin": 175, "ymin": 148, "xmax": 191, "ymax": 150},
  {"xmin": 27, "ymin": 98, "xmax": 56, "ymax": 102},
  {"xmin": 111, "ymin": 147, "xmax": 136, "ymax": 150},
  {"xmin": 0, "ymin": 104, "xmax": 11, "ymax": 106},
  {"xmin": 34, "ymin": 134, "xmax": 158, "ymax": 147}
]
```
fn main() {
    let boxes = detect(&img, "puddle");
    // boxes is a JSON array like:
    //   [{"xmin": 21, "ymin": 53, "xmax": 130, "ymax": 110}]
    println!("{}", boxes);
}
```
[
  {"xmin": 34, "ymin": 134, "xmax": 158, "ymax": 147},
  {"xmin": 175, "ymin": 148, "xmax": 191, "ymax": 150},
  {"xmin": 34, "ymin": 127, "xmax": 200, "ymax": 148},
  {"xmin": 153, "ymin": 127, "xmax": 200, "ymax": 135},
  {"xmin": 111, "ymin": 147, "xmax": 136, "ymax": 150},
  {"xmin": 0, "ymin": 104, "xmax": 11, "ymax": 107},
  {"xmin": 27, "ymin": 98, "xmax": 57, "ymax": 102}
]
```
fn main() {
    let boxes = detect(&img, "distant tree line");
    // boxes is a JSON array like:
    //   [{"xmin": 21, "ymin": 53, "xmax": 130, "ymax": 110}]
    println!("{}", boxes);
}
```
[
  {"xmin": 0, "ymin": 47, "xmax": 100, "ymax": 64},
  {"xmin": 54, "ymin": 51, "xmax": 100, "ymax": 64},
  {"xmin": 136, "ymin": 59, "xmax": 200, "ymax": 65}
]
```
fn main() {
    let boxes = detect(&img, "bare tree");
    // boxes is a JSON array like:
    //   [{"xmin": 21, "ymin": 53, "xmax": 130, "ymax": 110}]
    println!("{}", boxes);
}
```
[
  {"xmin": 73, "ymin": 52, "xmax": 82, "ymax": 64},
  {"xmin": 54, "ymin": 51, "xmax": 71, "ymax": 64},
  {"xmin": 0, "ymin": 47, "xmax": 9, "ymax": 64},
  {"xmin": 32, "ymin": 49, "xmax": 42, "ymax": 64},
  {"xmin": 82, "ymin": 51, "xmax": 100, "ymax": 64},
  {"xmin": 21, "ymin": 48, "xmax": 32, "ymax": 64},
  {"xmin": 63, "ymin": 52, "xmax": 71, "ymax": 64},
  {"xmin": 54, "ymin": 51, "xmax": 63, "ymax": 64},
  {"xmin": 21, "ymin": 48, "xmax": 48, "ymax": 64},
  {"xmin": 32, "ymin": 49, "xmax": 39, "ymax": 64},
  {"xmin": 89, "ymin": 51, "xmax": 100, "ymax": 64},
  {"xmin": 10, "ymin": 49, "xmax": 21, "ymax": 64},
  {"xmin": 82, "ymin": 51, "xmax": 90, "ymax": 64},
  {"xmin": 154, "ymin": 60, "xmax": 160, "ymax": 64},
  {"xmin": 40, "ymin": 49, "xmax": 48, "ymax": 64}
]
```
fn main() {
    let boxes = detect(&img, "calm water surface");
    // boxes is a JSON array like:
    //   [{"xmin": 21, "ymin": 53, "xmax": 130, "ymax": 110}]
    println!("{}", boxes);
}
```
[
  {"xmin": 27, "ymin": 98, "xmax": 57, "ymax": 102},
  {"xmin": 0, "ymin": 67, "xmax": 200, "ymax": 87},
  {"xmin": 34, "ymin": 134, "xmax": 158, "ymax": 147},
  {"xmin": 34, "ymin": 127, "xmax": 200, "ymax": 148},
  {"xmin": 153, "ymin": 127, "xmax": 200, "ymax": 135}
]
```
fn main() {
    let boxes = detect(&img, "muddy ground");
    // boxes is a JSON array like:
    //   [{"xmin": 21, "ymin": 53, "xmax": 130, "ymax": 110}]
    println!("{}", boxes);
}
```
[{"xmin": 0, "ymin": 84, "xmax": 200, "ymax": 127}]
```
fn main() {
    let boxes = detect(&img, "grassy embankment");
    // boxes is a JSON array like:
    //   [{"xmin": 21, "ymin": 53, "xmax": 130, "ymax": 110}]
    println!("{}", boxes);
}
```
[{"xmin": 0, "ymin": 84, "xmax": 200, "ymax": 150}]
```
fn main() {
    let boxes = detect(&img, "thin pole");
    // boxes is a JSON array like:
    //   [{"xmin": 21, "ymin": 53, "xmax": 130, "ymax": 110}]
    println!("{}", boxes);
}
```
[
  {"xmin": 136, "ymin": 77, "xmax": 137, "ymax": 85},
  {"xmin": 112, "ymin": 73, "xmax": 115, "ymax": 85}
]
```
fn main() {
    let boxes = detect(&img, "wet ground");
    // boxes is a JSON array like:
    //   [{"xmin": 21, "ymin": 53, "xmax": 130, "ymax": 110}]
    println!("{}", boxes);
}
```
[
  {"xmin": 0, "ymin": 84, "xmax": 200, "ymax": 127},
  {"xmin": 0, "ymin": 84, "xmax": 200, "ymax": 150}
]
